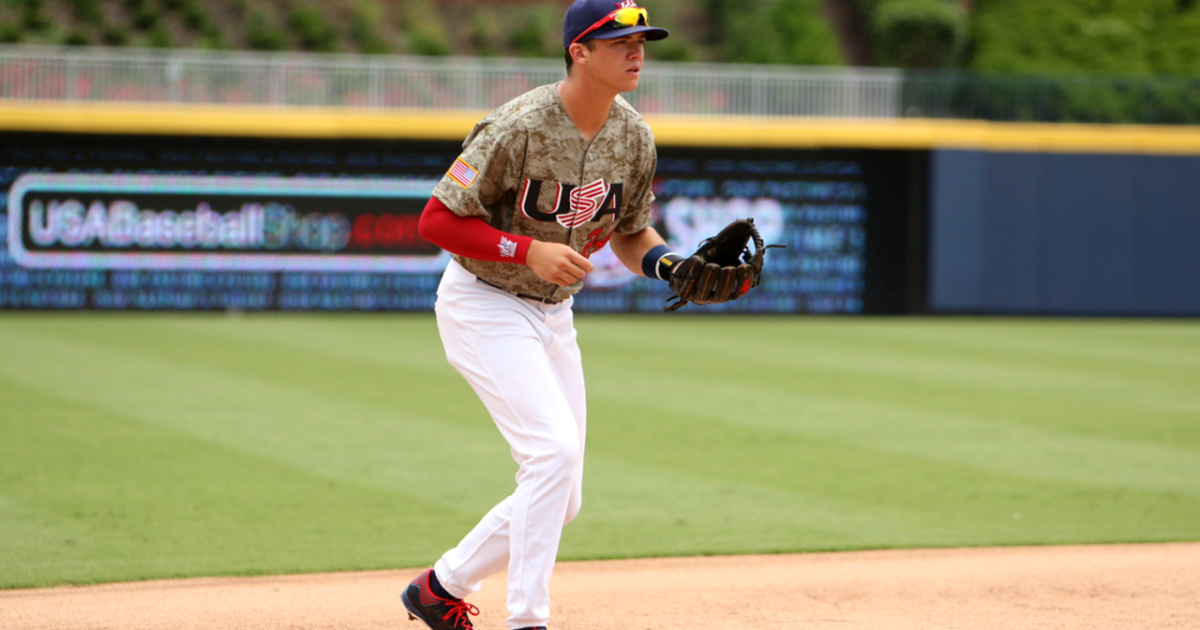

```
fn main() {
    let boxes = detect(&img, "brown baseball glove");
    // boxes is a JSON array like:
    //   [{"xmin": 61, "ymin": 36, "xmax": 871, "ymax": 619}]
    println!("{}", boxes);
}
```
[{"xmin": 665, "ymin": 218, "xmax": 783, "ymax": 311}]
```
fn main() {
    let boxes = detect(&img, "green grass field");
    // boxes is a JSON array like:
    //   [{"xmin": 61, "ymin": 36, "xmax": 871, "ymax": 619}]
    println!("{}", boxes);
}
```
[{"xmin": 1, "ymin": 313, "xmax": 1198, "ymax": 589}]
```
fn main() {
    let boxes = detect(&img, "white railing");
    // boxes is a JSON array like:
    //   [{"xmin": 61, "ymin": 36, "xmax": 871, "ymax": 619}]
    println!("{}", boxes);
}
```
[{"xmin": 0, "ymin": 45, "xmax": 904, "ymax": 118}]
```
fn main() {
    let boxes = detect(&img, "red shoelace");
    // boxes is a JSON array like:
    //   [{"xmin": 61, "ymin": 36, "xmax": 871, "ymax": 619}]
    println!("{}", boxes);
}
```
[{"xmin": 443, "ymin": 599, "xmax": 480, "ymax": 628}]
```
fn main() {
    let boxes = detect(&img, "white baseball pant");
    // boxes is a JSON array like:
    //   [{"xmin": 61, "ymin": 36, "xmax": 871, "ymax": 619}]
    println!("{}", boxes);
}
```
[{"xmin": 431, "ymin": 259, "xmax": 587, "ymax": 630}]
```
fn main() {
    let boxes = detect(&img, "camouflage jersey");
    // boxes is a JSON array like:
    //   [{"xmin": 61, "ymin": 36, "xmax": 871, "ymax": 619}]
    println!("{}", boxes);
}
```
[{"xmin": 432, "ymin": 83, "xmax": 658, "ymax": 303}]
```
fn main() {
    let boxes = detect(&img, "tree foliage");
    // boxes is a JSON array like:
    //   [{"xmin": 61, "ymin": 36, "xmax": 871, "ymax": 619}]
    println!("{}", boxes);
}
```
[
  {"xmin": 707, "ymin": 0, "xmax": 844, "ymax": 66},
  {"xmin": 968, "ymin": 0, "xmax": 1200, "ymax": 75},
  {"xmin": 872, "ymin": 0, "xmax": 965, "ymax": 69}
]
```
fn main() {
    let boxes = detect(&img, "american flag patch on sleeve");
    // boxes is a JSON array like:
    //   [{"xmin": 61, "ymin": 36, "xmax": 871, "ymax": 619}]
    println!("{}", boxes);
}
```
[{"xmin": 447, "ymin": 158, "xmax": 479, "ymax": 188}]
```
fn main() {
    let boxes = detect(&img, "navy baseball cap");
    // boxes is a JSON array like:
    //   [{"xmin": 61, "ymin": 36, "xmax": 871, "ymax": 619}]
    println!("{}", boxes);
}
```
[{"xmin": 562, "ymin": 0, "xmax": 670, "ymax": 49}]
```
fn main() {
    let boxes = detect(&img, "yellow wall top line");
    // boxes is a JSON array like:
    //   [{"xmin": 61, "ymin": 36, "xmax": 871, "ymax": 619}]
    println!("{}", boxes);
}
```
[{"xmin": 3, "ymin": 102, "xmax": 1200, "ymax": 155}]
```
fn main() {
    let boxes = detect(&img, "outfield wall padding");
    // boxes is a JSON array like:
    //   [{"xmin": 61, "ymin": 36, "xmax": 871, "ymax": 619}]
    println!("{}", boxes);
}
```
[
  {"xmin": 4, "ymin": 103, "xmax": 1200, "ymax": 315},
  {"xmin": 929, "ymin": 150, "xmax": 1200, "ymax": 316}
]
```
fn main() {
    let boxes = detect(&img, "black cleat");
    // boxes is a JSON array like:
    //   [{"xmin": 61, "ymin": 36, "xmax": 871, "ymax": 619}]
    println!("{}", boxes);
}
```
[{"xmin": 400, "ymin": 569, "xmax": 481, "ymax": 630}]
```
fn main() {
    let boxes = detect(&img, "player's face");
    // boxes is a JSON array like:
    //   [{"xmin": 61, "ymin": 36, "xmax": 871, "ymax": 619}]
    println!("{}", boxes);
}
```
[{"xmin": 584, "ymin": 34, "xmax": 648, "ymax": 94}]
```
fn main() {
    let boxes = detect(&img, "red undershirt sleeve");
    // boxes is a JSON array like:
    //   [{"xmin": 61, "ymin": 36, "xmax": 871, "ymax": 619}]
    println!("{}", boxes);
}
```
[{"xmin": 418, "ymin": 196, "xmax": 533, "ymax": 265}]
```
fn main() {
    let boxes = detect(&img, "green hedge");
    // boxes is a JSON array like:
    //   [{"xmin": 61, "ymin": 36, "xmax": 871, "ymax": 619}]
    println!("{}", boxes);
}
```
[
  {"xmin": 901, "ymin": 70, "xmax": 1200, "ymax": 124},
  {"xmin": 708, "ymin": 0, "xmax": 844, "ymax": 66},
  {"xmin": 871, "ymin": 0, "xmax": 964, "ymax": 69},
  {"xmin": 245, "ymin": 7, "xmax": 288, "ymax": 52},
  {"xmin": 289, "ymin": 5, "xmax": 339, "ymax": 53},
  {"xmin": 953, "ymin": 0, "xmax": 1200, "ymax": 123},
  {"xmin": 968, "ymin": 0, "xmax": 1200, "ymax": 75},
  {"xmin": 3, "ymin": 0, "xmax": 1199, "ymax": 92}
]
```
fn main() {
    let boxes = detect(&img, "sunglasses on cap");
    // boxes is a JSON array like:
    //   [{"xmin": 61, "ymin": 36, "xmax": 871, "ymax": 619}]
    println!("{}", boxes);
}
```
[{"xmin": 571, "ymin": 7, "xmax": 651, "ymax": 45}]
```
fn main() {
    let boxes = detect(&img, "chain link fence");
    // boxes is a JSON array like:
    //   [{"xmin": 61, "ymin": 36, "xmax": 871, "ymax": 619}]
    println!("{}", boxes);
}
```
[
  {"xmin": 3, "ymin": 45, "xmax": 1198, "ymax": 123},
  {"xmin": 0, "ymin": 45, "xmax": 902, "ymax": 118}
]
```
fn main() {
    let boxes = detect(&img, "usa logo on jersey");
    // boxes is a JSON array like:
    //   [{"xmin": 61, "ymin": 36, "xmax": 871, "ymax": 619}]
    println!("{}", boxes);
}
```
[{"xmin": 519, "ymin": 178, "xmax": 623, "ymax": 228}]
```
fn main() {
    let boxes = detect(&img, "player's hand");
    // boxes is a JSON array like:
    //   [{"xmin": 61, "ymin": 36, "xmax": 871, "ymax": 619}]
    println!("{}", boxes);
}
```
[{"xmin": 527, "ymin": 241, "xmax": 593, "ymax": 287}]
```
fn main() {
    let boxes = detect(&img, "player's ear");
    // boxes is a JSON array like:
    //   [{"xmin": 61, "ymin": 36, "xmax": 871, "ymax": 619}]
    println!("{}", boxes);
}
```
[{"xmin": 568, "ymin": 42, "xmax": 589, "ymax": 67}]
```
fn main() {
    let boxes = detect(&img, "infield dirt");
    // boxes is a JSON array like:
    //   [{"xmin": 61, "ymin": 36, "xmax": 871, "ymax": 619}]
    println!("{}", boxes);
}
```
[{"xmin": 2, "ymin": 543, "xmax": 1198, "ymax": 629}]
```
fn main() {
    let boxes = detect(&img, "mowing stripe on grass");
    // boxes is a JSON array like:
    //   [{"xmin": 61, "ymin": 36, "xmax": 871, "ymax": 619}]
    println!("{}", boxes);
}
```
[{"xmin": 2, "ymin": 314, "xmax": 1197, "ymax": 587}]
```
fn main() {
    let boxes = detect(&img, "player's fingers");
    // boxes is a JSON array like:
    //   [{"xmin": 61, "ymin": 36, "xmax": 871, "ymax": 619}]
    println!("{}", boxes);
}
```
[
  {"xmin": 573, "ymin": 253, "xmax": 594, "ymax": 275},
  {"xmin": 561, "ymin": 263, "xmax": 586, "ymax": 283},
  {"xmin": 562, "ymin": 267, "xmax": 588, "ymax": 285},
  {"xmin": 555, "ymin": 250, "xmax": 592, "ymax": 284}
]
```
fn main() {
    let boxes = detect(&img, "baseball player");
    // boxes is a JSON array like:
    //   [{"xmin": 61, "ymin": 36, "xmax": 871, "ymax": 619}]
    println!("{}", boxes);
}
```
[{"xmin": 400, "ymin": 2, "xmax": 672, "ymax": 629}]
